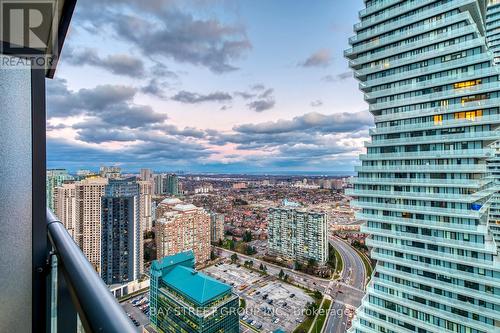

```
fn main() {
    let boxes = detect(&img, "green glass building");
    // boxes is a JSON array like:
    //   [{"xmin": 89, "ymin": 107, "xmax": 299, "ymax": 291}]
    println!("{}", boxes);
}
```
[
  {"xmin": 150, "ymin": 251, "xmax": 239, "ymax": 333},
  {"xmin": 46, "ymin": 168, "xmax": 73, "ymax": 210}
]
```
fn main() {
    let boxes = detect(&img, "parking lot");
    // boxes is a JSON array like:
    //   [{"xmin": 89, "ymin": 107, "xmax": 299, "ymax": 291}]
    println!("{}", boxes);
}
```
[
  {"xmin": 120, "ymin": 292, "xmax": 151, "ymax": 332},
  {"xmin": 204, "ymin": 262, "xmax": 313, "ymax": 332}
]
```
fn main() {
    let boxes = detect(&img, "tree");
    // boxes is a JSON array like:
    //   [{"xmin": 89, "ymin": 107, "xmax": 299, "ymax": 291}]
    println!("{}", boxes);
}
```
[
  {"xmin": 230, "ymin": 253, "xmax": 238, "ymax": 263},
  {"xmin": 278, "ymin": 269, "xmax": 285, "ymax": 280},
  {"xmin": 243, "ymin": 230, "xmax": 252, "ymax": 242},
  {"xmin": 284, "ymin": 274, "xmax": 289, "ymax": 282},
  {"xmin": 210, "ymin": 250, "xmax": 217, "ymax": 261},
  {"xmin": 259, "ymin": 263, "xmax": 264, "ymax": 271},
  {"xmin": 313, "ymin": 290, "xmax": 322, "ymax": 300},
  {"xmin": 248, "ymin": 260, "xmax": 254, "ymax": 268},
  {"xmin": 218, "ymin": 238, "xmax": 223, "ymax": 246},
  {"xmin": 327, "ymin": 244, "xmax": 337, "ymax": 270},
  {"xmin": 307, "ymin": 258, "xmax": 317, "ymax": 274}
]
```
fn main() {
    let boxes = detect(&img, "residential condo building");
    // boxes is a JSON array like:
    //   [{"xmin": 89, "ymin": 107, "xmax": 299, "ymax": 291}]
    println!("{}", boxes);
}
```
[
  {"xmin": 346, "ymin": 1, "xmax": 500, "ymax": 332},
  {"xmin": 487, "ymin": 0, "xmax": 500, "ymax": 64},
  {"xmin": 155, "ymin": 199, "xmax": 211, "ymax": 265},
  {"xmin": 267, "ymin": 203, "xmax": 328, "ymax": 265},
  {"xmin": 150, "ymin": 251, "xmax": 239, "ymax": 333},
  {"xmin": 164, "ymin": 173, "xmax": 179, "ymax": 196},
  {"xmin": 210, "ymin": 213, "xmax": 225, "ymax": 243},
  {"xmin": 46, "ymin": 168, "xmax": 73, "ymax": 211},
  {"xmin": 488, "ymin": 142, "xmax": 500, "ymax": 250},
  {"xmin": 138, "ymin": 180, "xmax": 153, "ymax": 232},
  {"xmin": 75, "ymin": 177, "xmax": 108, "ymax": 272},
  {"xmin": 101, "ymin": 177, "xmax": 143, "ymax": 284},
  {"xmin": 54, "ymin": 183, "xmax": 77, "ymax": 240}
]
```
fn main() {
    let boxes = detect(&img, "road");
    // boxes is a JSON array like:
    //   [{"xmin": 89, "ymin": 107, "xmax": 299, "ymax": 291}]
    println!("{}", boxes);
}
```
[
  {"xmin": 215, "ymin": 247, "xmax": 331, "ymax": 293},
  {"xmin": 324, "ymin": 237, "xmax": 366, "ymax": 333},
  {"xmin": 215, "ymin": 242, "xmax": 367, "ymax": 333}
]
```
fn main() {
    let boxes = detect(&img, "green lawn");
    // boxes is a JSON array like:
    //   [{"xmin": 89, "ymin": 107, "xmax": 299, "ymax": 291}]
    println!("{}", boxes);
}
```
[
  {"xmin": 334, "ymin": 248, "xmax": 343, "ymax": 275},
  {"xmin": 293, "ymin": 315, "xmax": 315, "ymax": 333},
  {"xmin": 352, "ymin": 247, "xmax": 373, "ymax": 283},
  {"xmin": 293, "ymin": 296, "xmax": 330, "ymax": 333},
  {"xmin": 310, "ymin": 298, "xmax": 332, "ymax": 333}
]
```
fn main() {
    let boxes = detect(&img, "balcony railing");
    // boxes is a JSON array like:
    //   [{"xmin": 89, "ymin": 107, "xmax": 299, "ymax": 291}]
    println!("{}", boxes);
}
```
[{"xmin": 46, "ymin": 209, "xmax": 136, "ymax": 333}]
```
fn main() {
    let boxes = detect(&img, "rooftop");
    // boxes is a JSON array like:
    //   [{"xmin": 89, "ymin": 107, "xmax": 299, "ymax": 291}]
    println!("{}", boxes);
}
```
[
  {"xmin": 173, "ymin": 203, "xmax": 198, "ymax": 211},
  {"xmin": 160, "ymin": 197, "xmax": 182, "ymax": 205},
  {"xmin": 162, "ymin": 265, "xmax": 231, "ymax": 305}
]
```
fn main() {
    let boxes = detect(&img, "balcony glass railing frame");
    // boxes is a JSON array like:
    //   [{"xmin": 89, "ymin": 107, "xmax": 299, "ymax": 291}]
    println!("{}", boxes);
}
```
[{"xmin": 46, "ymin": 209, "xmax": 137, "ymax": 333}]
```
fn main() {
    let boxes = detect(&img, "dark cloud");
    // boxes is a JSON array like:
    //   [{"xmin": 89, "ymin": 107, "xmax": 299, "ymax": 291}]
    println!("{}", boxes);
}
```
[
  {"xmin": 251, "ymin": 84, "xmax": 266, "ymax": 91},
  {"xmin": 171, "ymin": 90, "xmax": 233, "ymax": 104},
  {"xmin": 76, "ymin": 0, "xmax": 252, "ymax": 74},
  {"xmin": 141, "ymin": 79, "xmax": 167, "ymax": 98},
  {"xmin": 310, "ymin": 100, "xmax": 323, "ymax": 107},
  {"xmin": 203, "ymin": 111, "xmax": 371, "ymax": 168},
  {"xmin": 248, "ymin": 99, "xmax": 275, "ymax": 112},
  {"xmin": 299, "ymin": 49, "xmax": 332, "ymax": 68},
  {"xmin": 47, "ymin": 79, "xmax": 167, "ymax": 128},
  {"xmin": 234, "ymin": 91, "xmax": 256, "ymax": 99},
  {"xmin": 48, "ymin": 135, "xmax": 211, "ymax": 169},
  {"xmin": 246, "ymin": 87, "xmax": 276, "ymax": 112},
  {"xmin": 322, "ymin": 72, "xmax": 351, "ymax": 82},
  {"xmin": 234, "ymin": 112, "xmax": 372, "ymax": 135},
  {"xmin": 65, "ymin": 48, "xmax": 145, "ymax": 77}
]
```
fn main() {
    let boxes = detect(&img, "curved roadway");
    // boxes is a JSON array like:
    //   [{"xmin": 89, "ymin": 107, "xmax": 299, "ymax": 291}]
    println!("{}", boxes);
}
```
[
  {"xmin": 215, "ymin": 239, "xmax": 368, "ymax": 333},
  {"xmin": 324, "ymin": 237, "xmax": 366, "ymax": 333}
]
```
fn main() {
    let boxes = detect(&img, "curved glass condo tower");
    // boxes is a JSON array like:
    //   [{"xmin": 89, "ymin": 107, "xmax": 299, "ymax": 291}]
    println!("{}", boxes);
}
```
[{"xmin": 346, "ymin": 0, "xmax": 500, "ymax": 332}]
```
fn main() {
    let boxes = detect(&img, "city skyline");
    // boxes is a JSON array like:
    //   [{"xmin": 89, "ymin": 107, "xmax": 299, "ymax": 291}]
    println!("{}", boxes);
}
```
[{"xmin": 46, "ymin": 0, "xmax": 370, "ymax": 173}]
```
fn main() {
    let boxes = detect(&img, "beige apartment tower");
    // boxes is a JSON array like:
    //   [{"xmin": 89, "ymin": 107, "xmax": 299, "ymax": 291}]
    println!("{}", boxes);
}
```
[
  {"xmin": 138, "ymin": 180, "xmax": 153, "ymax": 232},
  {"xmin": 155, "ymin": 200, "xmax": 211, "ymax": 265},
  {"xmin": 75, "ymin": 177, "xmax": 108, "ymax": 272},
  {"xmin": 54, "ymin": 183, "xmax": 77, "ymax": 240}
]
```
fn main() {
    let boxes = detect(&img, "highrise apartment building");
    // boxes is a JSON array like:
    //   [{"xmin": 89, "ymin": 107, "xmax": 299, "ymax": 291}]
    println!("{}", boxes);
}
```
[
  {"xmin": 138, "ymin": 180, "xmax": 153, "ymax": 231},
  {"xmin": 46, "ymin": 168, "xmax": 73, "ymax": 210},
  {"xmin": 140, "ymin": 168, "xmax": 153, "ymax": 181},
  {"xmin": 155, "ymin": 199, "xmax": 211, "ymax": 265},
  {"xmin": 153, "ymin": 174, "xmax": 164, "ymax": 196},
  {"xmin": 75, "ymin": 177, "xmax": 108, "ymax": 272},
  {"xmin": 54, "ymin": 183, "xmax": 77, "ymax": 240},
  {"xmin": 488, "ymin": 142, "xmax": 500, "ymax": 250},
  {"xmin": 210, "ymin": 213, "xmax": 225, "ymax": 243},
  {"xmin": 487, "ymin": 0, "xmax": 500, "ymax": 64},
  {"xmin": 164, "ymin": 173, "xmax": 179, "ymax": 196},
  {"xmin": 346, "ymin": 1, "xmax": 500, "ymax": 332},
  {"xmin": 101, "ymin": 177, "xmax": 143, "ymax": 284},
  {"xmin": 99, "ymin": 165, "xmax": 121, "ymax": 179},
  {"xmin": 267, "ymin": 204, "xmax": 328, "ymax": 265}
]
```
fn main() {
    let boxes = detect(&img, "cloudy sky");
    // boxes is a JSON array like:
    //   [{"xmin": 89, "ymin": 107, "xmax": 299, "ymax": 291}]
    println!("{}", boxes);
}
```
[{"xmin": 47, "ymin": 0, "xmax": 369, "ymax": 174}]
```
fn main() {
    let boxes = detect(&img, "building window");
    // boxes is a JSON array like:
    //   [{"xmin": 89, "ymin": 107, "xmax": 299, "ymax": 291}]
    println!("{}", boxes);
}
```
[{"xmin": 453, "ymin": 79, "xmax": 481, "ymax": 89}]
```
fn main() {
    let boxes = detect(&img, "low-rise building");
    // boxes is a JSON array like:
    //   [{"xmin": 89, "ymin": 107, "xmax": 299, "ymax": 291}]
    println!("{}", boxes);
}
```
[{"xmin": 150, "ymin": 251, "xmax": 239, "ymax": 333}]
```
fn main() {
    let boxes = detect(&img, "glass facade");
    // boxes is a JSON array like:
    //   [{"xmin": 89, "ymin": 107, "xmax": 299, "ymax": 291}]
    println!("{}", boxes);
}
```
[
  {"xmin": 46, "ymin": 168, "xmax": 73, "ymax": 210},
  {"xmin": 346, "ymin": 1, "xmax": 500, "ymax": 332},
  {"xmin": 101, "ymin": 177, "xmax": 141, "ymax": 284},
  {"xmin": 150, "ymin": 252, "xmax": 240, "ymax": 333}
]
